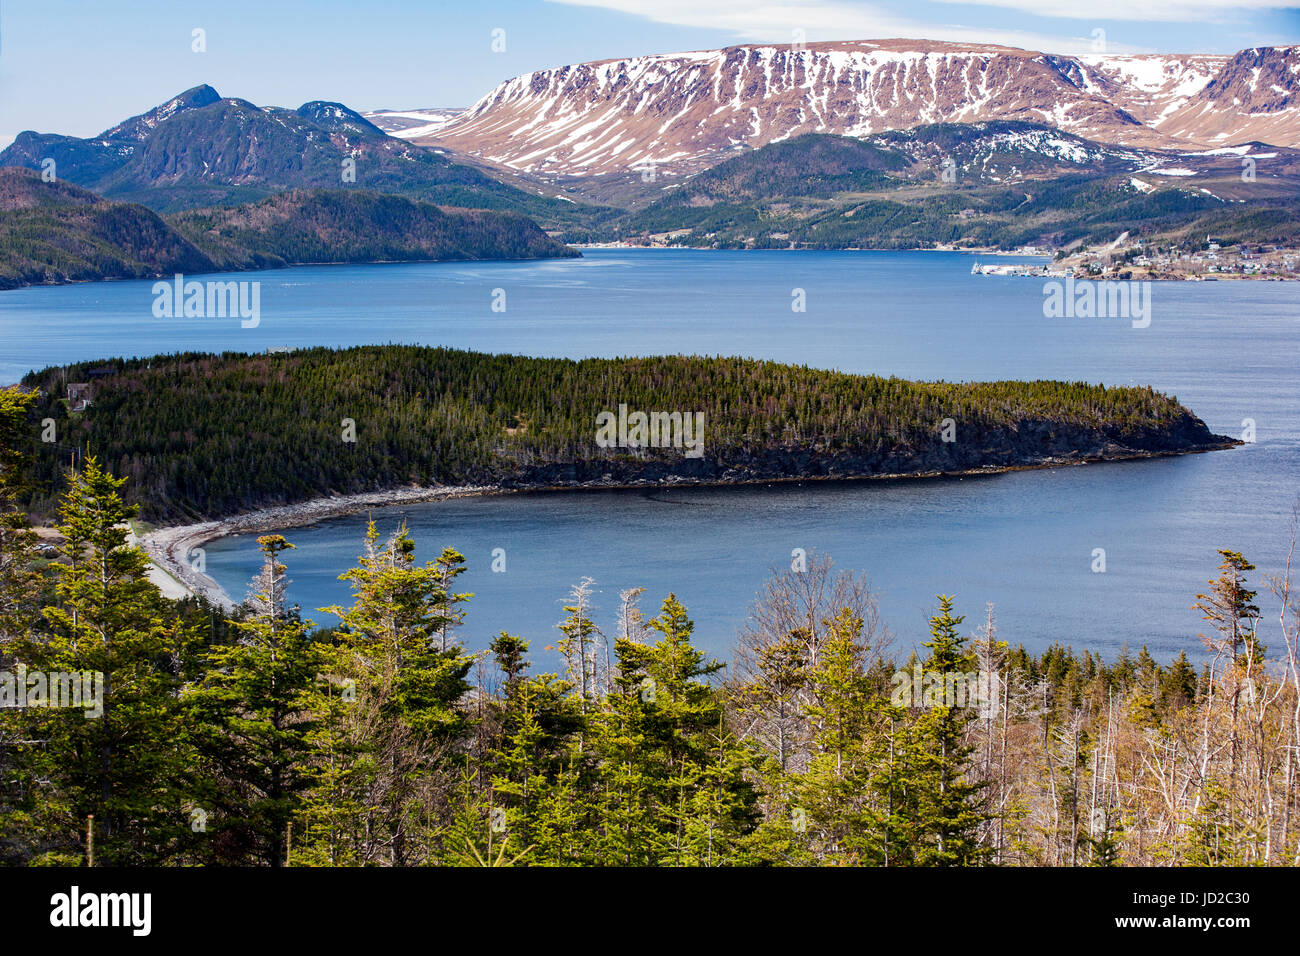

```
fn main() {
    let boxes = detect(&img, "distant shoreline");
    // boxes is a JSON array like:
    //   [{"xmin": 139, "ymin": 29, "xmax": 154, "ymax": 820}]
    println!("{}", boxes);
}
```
[
  {"xmin": 575, "ymin": 245, "xmax": 1298, "ymax": 279},
  {"xmin": 8, "ymin": 247, "xmax": 1290, "ymax": 298},
  {"xmin": 575, "ymin": 243, "xmax": 1046, "ymax": 256},
  {"xmin": 138, "ymin": 442, "xmax": 1237, "ymax": 611},
  {"xmin": 0, "ymin": 249, "xmax": 583, "ymax": 295}
]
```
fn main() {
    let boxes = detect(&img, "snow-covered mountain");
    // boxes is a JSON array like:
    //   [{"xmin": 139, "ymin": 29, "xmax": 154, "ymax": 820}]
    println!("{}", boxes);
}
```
[
  {"xmin": 416, "ymin": 39, "xmax": 1300, "ymax": 179},
  {"xmin": 1151, "ymin": 46, "xmax": 1300, "ymax": 149}
]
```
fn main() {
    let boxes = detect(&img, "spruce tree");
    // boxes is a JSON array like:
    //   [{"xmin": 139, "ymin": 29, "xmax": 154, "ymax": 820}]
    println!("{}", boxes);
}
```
[
  {"xmin": 186, "ymin": 534, "xmax": 322, "ymax": 866},
  {"xmin": 303, "ymin": 521, "xmax": 474, "ymax": 865},
  {"xmin": 797, "ymin": 608, "xmax": 878, "ymax": 864},
  {"xmin": 909, "ymin": 596, "xmax": 989, "ymax": 865},
  {"xmin": 0, "ymin": 387, "xmax": 44, "ymax": 861},
  {"xmin": 25, "ymin": 457, "xmax": 197, "ymax": 864},
  {"xmin": 591, "ymin": 594, "xmax": 756, "ymax": 865}
]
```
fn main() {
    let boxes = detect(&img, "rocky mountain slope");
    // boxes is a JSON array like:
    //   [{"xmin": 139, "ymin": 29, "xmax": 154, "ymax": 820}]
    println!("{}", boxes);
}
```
[
  {"xmin": 420, "ymin": 39, "xmax": 1300, "ymax": 181},
  {"xmin": 0, "ymin": 86, "xmax": 599, "ymax": 227}
]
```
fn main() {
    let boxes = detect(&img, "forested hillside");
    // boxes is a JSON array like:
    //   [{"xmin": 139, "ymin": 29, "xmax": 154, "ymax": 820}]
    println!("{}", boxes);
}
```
[
  {"xmin": 171, "ymin": 190, "xmax": 578, "ymax": 268},
  {"xmin": 0, "ymin": 171, "xmax": 214, "ymax": 290},
  {"xmin": 0, "ymin": 169, "xmax": 577, "ymax": 290},
  {"xmin": 21, "ymin": 345, "xmax": 1229, "ymax": 520},
  {"xmin": 616, "ymin": 126, "xmax": 1300, "ymax": 250}
]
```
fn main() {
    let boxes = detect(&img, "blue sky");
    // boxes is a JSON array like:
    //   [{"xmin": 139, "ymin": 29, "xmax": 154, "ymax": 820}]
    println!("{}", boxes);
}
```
[{"xmin": 1, "ymin": 0, "xmax": 1297, "ymax": 148}]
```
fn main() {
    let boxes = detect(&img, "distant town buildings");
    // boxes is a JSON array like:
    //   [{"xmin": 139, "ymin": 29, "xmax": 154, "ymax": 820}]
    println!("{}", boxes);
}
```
[{"xmin": 1050, "ymin": 239, "xmax": 1300, "ymax": 282}]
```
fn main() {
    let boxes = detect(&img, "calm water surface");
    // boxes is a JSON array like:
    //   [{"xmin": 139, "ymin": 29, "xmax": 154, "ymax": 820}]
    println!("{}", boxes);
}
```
[{"xmin": 4, "ymin": 250, "xmax": 1296, "ymax": 663}]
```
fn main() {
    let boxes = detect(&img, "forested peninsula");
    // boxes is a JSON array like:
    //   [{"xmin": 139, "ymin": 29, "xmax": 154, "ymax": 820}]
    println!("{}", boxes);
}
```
[{"xmin": 21, "ymin": 346, "xmax": 1235, "ymax": 522}]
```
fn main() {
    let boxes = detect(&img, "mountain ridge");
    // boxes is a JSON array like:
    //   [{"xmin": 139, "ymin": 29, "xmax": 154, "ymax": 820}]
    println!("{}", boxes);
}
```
[
  {"xmin": 419, "ymin": 39, "xmax": 1300, "ymax": 181},
  {"xmin": 0, "ymin": 85, "xmax": 607, "ymax": 228}
]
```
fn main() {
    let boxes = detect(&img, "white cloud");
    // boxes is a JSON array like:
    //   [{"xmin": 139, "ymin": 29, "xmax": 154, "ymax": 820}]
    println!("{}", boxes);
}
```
[
  {"xmin": 925, "ymin": 0, "xmax": 1299, "ymax": 24},
  {"xmin": 544, "ymin": 0, "xmax": 1150, "ymax": 53}
]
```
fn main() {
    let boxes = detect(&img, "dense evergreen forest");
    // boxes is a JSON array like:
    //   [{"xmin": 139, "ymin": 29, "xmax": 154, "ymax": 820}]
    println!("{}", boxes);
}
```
[
  {"xmin": 1, "ymin": 385, "xmax": 1296, "ymax": 866},
  {"xmin": 169, "ymin": 190, "xmax": 580, "ymax": 269},
  {"xmin": 0, "ymin": 170, "xmax": 215, "ymax": 290},
  {"xmin": 21, "ymin": 346, "xmax": 1227, "ymax": 521}
]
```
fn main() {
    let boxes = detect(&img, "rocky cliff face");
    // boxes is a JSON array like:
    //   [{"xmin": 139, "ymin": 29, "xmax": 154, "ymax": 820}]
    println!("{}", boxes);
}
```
[
  {"xmin": 422, "ymin": 39, "xmax": 1300, "ymax": 179},
  {"xmin": 506, "ymin": 412, "xmax": 1236, "ymax": 490}
]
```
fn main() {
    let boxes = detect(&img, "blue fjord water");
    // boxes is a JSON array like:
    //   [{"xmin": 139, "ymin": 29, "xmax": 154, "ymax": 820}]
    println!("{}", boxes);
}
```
[{"xmin": 2, "ymin": 249, "xmax": 1296, "ymax": 662}]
